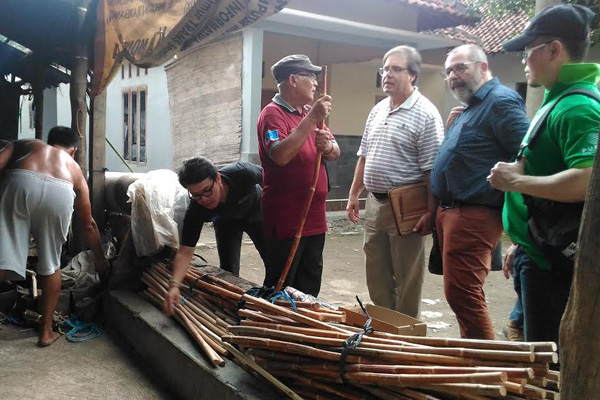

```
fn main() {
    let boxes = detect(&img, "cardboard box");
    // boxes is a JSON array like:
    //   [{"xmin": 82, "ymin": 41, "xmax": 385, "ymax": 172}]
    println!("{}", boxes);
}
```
[{"xmin": 340, "ymin": 304, "xmax": 427, "ymax": 336}]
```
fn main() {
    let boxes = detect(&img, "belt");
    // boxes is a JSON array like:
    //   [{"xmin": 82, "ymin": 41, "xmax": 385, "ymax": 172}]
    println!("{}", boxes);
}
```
[
  {"xmin": 438, "ymin": 200, "xmax": 498, "ymax": 210},
  {"xmin": 372, "ymin": 192, "xmax": 388, "ymax": 201},
  {"xmin": 439, "ymin": 199, "xmax": 464, "ymax": 209}
]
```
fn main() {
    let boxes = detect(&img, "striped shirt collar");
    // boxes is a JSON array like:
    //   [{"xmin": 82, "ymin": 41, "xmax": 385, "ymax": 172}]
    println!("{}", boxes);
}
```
[
  {"xmin": 388, "ymin": 87, "xmax": 420, "ymax": 113},
  {"xmin": 272, "ymin": 93, "xmax": 308, "ymax": 114}
]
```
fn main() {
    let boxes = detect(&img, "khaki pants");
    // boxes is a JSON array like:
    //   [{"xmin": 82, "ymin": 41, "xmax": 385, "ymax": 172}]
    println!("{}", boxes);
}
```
[{"xmin": 364, "ymin": 193, "xmax": 425, "ymax": 318}]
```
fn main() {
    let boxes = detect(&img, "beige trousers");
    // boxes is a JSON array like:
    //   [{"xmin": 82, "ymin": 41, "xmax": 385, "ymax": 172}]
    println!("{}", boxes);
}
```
[{"xmin": 364, "ymin": 193, "xmax": 425, "ymax": 318}]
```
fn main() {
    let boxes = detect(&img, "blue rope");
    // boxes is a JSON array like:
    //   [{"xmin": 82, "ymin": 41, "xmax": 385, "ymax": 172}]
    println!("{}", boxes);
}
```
[
  {"xmin": 64, "ymin": 318, "xmax": 101, "ymax": 343},
  {"xmin": 6, "ymin": 315, "xmax": 26, "ymax": 326},
  {"xmin": 237, "ymin": 286, "xmax": 299, "ymax": 314},
  {"xmin": 238, "ymin": 286, "xmax": 276, "ymax": 311},
  {"xmin": 269, "ymin": 290, "xmax": 299, "ymax": 312}
]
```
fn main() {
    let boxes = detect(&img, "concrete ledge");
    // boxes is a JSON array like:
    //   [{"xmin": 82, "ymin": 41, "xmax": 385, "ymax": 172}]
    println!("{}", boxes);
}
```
[
  {"xmin": 104, "ymin": 290, "xmax": 285, "ymax": 400},
  {"xmin": 326, "ymin": 198, "xmax": 366, "ymax": 212}
]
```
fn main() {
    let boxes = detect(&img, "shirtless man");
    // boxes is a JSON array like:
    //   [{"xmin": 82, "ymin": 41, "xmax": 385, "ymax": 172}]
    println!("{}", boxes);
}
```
[{"xmin": 0, "ymin": 126, "xmax": 109, "ymax": 346}]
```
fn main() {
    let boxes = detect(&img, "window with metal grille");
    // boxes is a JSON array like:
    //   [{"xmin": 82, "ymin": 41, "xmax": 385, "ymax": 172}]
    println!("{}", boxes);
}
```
[{"xmin": 122, "ymin": 86, "xmax": 147, "ymax": 163}]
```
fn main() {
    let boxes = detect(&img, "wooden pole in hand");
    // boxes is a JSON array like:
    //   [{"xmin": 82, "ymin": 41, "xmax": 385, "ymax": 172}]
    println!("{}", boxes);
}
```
[{"xmin": 276, "ymin": 65, "xmax": 328, "ymax": 292}]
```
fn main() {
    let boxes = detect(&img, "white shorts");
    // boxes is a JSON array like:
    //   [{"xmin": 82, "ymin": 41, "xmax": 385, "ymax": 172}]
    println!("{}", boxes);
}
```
[{"xmin": 0, "ymin": 169, "xmax": 75, "ymax": 280}]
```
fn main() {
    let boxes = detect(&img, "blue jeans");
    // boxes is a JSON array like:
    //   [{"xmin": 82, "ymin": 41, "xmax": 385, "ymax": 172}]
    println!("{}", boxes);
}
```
[
  {"xmin": 508, "ymin": 249, "xmax": 525, "ymax": 327},
  {"xmin": 515, "ymin": 246, "xmax": 572, "ymax": 344},
  {"xmin": 509, "ymin": 299, "xmax": 524, "ymax": 327}
]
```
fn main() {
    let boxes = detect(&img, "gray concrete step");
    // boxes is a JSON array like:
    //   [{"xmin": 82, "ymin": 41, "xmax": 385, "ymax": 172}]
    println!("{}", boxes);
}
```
[{"xmin": 104, "ymin": 290, "xmax": 286, "ymax": 400}]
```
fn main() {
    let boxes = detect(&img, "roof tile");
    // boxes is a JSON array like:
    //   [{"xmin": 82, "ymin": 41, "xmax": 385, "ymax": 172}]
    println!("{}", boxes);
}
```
[
  {"xmin": 398, "ymin": 0, "xmax": 481, "ymax": 31},
  {"xmin": 427, "ymin": 0, "xmax": 528, "ymax": 53}
]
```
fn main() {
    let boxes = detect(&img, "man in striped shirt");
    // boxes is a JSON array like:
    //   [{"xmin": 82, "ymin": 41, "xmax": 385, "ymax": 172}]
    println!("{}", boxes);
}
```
[{"xmin": 347, "ymin": 46, "xmax": 444, "ymax": 317}]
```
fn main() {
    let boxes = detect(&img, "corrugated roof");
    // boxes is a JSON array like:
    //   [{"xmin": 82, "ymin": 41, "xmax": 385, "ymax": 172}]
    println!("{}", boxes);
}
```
[{"xmin": 0, "ymin": 0, "xmax": 77, "ymax": 87}]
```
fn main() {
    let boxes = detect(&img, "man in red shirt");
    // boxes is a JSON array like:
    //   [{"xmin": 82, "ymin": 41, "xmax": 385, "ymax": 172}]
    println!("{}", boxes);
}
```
[{"xmin": 257, "ymin": 54, "xmax": 340, "ymax": 296}]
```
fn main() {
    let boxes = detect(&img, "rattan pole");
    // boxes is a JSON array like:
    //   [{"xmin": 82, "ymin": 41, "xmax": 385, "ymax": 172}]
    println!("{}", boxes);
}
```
[
  {"xmin": 546, "ymin": 379, "xmax": 559, "ymax": 392},
  {"xmin": 185, "ymin": 268, "xmax": 245, "ymax": 295},
  {"xmin": 220, "ymin": 341, "xmax": 304, "ymax": 400},
  {"xmin": 288, "ymin": 387, "xmax": 334, "ymax": 400},
  {"xmin": 261, "ymin": 359, "xmax": 534, "ymax": 379},
  {"xmin": 149, "ymin": 264, "xmax": 172, "ymax": 284},
  {"xmin": 180, "ymin": 300, "xmax": 227, "ymax": 338},
  {"xmin": 534, "ymin": 352, "xmax": 559, "ymax": 364},
  {"xmin": 240, "ymin": 320, "xmax": 423, "ymax": 347},
  {"xmin": 238, "ymin": 309, "xmax": 280, "ymax": 324},
  {"xmin": 271, "ymin": 370, "xmax": 365, "ymax": 400},
  {"xmin": 520, "ymin": 383, "xmax": 548, "ymax": 398},
  {"xmin": 143, "ymin": 289, "xmax": 224, "ymax": 366},
  {"xmin": 223, "ymin": 335, "xmax": 361, "ymax": 363},
  {"xmin": 246, "ymin": 348, "xmax": 331, "ymax": 365},
  {"xmin": 230, "ymin": 324, "xmax": 537, "ymax": 363},
  {"xmin": 143, "ymin": 283, "xmax": 225, "ymax": 348},
  {"xmin": 182, "ymin": 271, "xmax": 241, "ymax": 301},
  {"xmin": 296, "ymin": 307, "xmax": 346, "ymax": 323},
  {"xmin": 274, "ymin": 300, "xmax": 340, "ymax": 311},
  {"xmin": 178, "ymin": 305, "xmax": 228, "ymax": 355},
  {"xmin": 186, "ymin": 296, "xmax": 230, "ymax": 328},
  {"xmin": 408, "ymin": 383, "xmax": 508, "ymax": 397},
  {"xmin": 368, "ymin": 331, "xmax": 556, "ymax": 353},
  {"xmin": 504, "ymin": 380, "xmax": 526, "ymax": 395},
  {"xmin": 353, "ymin": 384, "xmax": 415, "ymax": 400},
  {"xmin": 142, "ymin": 272, "xmax": 168, "ymax": 294},
  {"xmin": 529, "ymin": 376, "xmax": 548, "ymax": 388},
  {"xmin": 346, "ymin": 347, "xmax": 477, "ymax": 367},
  {"xmin": 391, "ymin": 387, "xmax": 445, "ymax": 400},
  {"xmin": 267, "ymin": 363, "xmax": 507, "ymax": 386},
  {"xmin": 193, "ymin": 290, "xmax": 238, "ymax": 312},
  {"xmin": 173, "ymin": 304, "xmax": 224, "ymax": 366},
  {"xmin": 242, "ymin": 294, "xmax": 350, "ymax": 334},
  {"xmin": 177, "ymin": 297, "xmax": 226, "ymax": 336},
  {"xmin": 213, "ymin": 310, "xmax": 237, "ymax": 326}
]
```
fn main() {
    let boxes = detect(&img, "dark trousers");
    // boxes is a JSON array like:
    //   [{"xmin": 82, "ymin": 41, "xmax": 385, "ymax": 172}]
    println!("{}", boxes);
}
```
[
  {"xmin": 263, "ymin": 233, "xmax": 325, "ymax": 297},
  {"xmin": 213, "ymin": 219, "xmax": 266, "ymax": 276},
  {"xmin": 515, "ymin": 246, "xmax": 572, "ymax": 345}
]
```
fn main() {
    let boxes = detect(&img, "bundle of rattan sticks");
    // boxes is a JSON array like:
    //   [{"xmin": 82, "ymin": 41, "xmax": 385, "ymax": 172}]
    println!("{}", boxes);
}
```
[{"xmin": 141, "ymin": 261, "xmax": 560, "ymax": 400}]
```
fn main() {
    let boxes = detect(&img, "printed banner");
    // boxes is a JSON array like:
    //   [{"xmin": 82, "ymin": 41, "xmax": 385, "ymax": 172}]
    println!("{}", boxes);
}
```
[{"xmin": 92, "ymin": 0, "xmax": 288, "ymax": 95}]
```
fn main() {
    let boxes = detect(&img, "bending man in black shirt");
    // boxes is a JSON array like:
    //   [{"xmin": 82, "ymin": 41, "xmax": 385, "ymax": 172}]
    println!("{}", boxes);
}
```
[{"xmin": 162, "ymin": 157, "xmax": 266, "ymax": 315}]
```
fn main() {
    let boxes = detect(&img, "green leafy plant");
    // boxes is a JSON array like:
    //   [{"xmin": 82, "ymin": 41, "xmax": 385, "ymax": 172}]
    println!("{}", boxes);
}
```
[{"xmin": 470, "ymin": 0, "xmax": 599, "ymax": 43}]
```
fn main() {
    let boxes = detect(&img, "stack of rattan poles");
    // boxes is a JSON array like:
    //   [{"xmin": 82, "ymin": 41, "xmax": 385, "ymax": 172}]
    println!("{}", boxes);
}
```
[{"xmin": 141, "ymin": 261, "xmax": 561, "ymax": 400}]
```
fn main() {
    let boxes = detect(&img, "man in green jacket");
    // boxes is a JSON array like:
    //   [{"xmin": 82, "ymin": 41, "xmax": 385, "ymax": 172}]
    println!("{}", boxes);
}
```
[{"xmin": 488, "ymin": 4, "xmax": 599, "ymax": 344}]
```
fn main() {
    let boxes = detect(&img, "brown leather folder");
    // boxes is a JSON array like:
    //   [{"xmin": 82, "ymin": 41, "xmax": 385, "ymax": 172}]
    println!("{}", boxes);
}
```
[{"xmin": 388, "ymin": 182, "xmax": 428, "ymax": 235}]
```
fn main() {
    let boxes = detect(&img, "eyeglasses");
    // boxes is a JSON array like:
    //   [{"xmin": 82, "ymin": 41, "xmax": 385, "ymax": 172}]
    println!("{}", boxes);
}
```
[
  {"xmin": 378, "ymin": 66, "xmax": 408, "ymax": 76},
  {"xmin": 441, "ymin": 61, "xmax": 480, "ymax": 79},
  {"xmin": 296, "ymin": 72, "xmax": 318, "ymax": 82},
  {"xmin": 521, "ymin": 42, "xmax": 551, "ymax": 65},
  {"xmin": 188, "ymin": 180, "xmax": 215, "ymax": 200}
]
